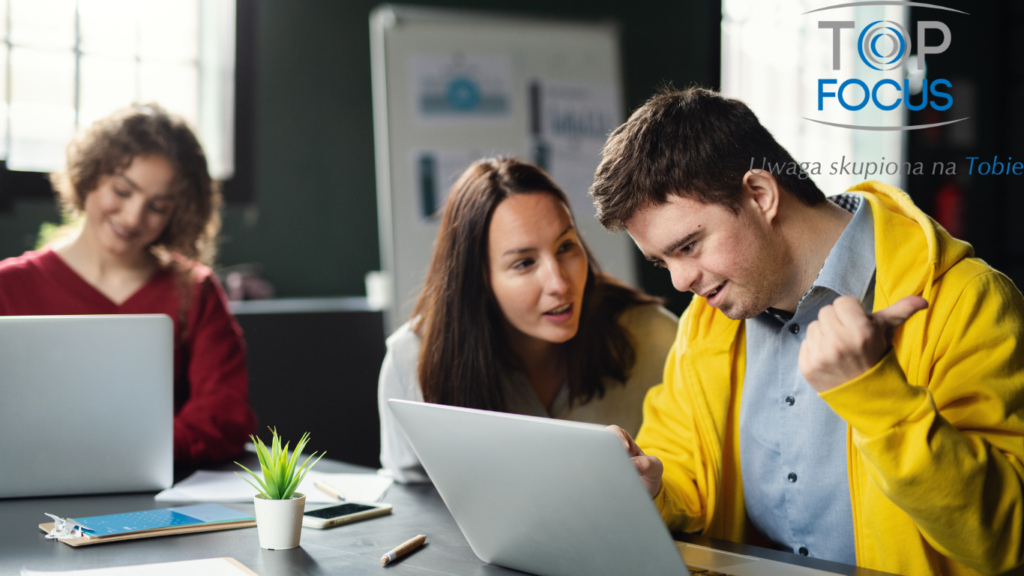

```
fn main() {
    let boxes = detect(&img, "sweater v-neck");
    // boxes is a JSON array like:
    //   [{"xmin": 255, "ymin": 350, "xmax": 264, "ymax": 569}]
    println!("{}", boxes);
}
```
[{"xmin": 40, "ymin": 248, "xmax": 169, "ymax": 310}]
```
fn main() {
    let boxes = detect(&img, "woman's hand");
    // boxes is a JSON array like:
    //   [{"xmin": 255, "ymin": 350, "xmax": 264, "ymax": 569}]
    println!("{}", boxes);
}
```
[{"xmin": 606, "ymin": 425, "xmax": 663, "ymax": 499}]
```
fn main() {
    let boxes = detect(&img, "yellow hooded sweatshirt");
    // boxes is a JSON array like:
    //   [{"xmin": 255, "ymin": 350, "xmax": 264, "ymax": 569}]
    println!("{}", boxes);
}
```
[{"xmin": 637, "ymin": 181, "xmax": 1024, "ymax": 576}]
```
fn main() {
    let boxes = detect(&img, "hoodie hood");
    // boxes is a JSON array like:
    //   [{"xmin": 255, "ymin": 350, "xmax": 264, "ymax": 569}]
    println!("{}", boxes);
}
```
[{"xmin": 847, "ymin": 180, "xmax": 974, "ymax": 310}]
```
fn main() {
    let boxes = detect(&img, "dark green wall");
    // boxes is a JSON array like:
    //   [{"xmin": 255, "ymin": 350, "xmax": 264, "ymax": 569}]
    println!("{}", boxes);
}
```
[
  {"xmin": 0, "ymin": 0, "xmax": 719, "ymax": 306},
  {"xmin": 0, "ymin": 200, "xmax": 61, "ymax": 256},
  {"xmin": 905, "ymin": 0, "xmax": 1023, "ymax": 289}
]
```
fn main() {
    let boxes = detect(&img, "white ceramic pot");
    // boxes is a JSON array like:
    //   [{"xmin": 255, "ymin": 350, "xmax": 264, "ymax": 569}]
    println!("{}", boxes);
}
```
[{"xmin": 253, "ymin": 492, "xmax": 306, "ymax": 550}]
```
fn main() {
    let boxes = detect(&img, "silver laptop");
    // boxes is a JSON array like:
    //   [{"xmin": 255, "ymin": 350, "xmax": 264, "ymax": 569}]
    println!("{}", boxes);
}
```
[
  {"xmin": 0, "ymin": 315, "xmax": 174, "ymax": 498},
  {"xmin": 389, "ymin": 399, "xmax": 845, "ymax": 576}
]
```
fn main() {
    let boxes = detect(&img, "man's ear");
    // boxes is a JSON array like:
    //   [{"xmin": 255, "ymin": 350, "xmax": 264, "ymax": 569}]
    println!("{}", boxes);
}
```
[{"xmin": 741, "ymin": 170, "xmax": 780, "ymax": 225}]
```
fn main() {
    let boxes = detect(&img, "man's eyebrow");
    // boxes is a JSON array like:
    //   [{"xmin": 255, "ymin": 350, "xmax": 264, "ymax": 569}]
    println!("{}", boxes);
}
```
[
  {"xmin": 662, "ymin": 230, "xmax": 700, "ymax": 256},
  {"xmin": 501, "ymin": 225, "xmax": 574, "ymax": 257}
]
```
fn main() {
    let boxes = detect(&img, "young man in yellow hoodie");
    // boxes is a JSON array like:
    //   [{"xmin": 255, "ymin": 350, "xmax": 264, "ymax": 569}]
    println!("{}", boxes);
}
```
[{"xmin": 590, "ymin": 88, "xmax": 1024, "ymax": 576}]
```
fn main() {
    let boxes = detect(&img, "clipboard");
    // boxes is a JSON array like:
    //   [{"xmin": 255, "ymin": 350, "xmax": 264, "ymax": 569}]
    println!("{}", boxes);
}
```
[
  {"xmin": 38, "ymin": 519, "xmax": 256, "ymax": 547},
  {"xmin": 38, "ymin": 504, "xmax": 256, "ymax": 547}
]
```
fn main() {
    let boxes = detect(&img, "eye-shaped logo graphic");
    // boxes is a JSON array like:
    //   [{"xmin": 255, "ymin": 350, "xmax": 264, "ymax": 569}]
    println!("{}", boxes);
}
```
[{"xmin": 857, "ymin": 20, "xmax": 909, "ymax": 71}]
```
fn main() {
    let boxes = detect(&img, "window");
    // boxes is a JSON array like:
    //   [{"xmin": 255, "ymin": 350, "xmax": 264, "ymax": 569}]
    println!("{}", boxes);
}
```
[
  {"xmin": 721, "ymin": 0, "xmax": 907, "ymax": 194},
  {"xmin": 0, "ymin": 0, "xmax": 234, "ymax": 178}
]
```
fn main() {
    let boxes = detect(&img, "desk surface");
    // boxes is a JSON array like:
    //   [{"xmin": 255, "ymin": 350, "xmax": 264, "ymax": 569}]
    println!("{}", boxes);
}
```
[{"xmin": 1, "ymin": 457, "xmax": 894, "ymax": 576}]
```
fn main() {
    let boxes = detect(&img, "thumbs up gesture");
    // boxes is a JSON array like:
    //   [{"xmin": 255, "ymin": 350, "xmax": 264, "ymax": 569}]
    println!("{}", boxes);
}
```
[{"xmin": 798, "ymin": 295, "xmax": 929, "ymax": 393}]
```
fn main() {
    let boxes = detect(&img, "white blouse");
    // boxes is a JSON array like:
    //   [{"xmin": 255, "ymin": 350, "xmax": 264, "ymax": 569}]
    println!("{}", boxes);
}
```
[{"xmin": 377, "ymin": 303, "xmax": 679, "ymax": 483}]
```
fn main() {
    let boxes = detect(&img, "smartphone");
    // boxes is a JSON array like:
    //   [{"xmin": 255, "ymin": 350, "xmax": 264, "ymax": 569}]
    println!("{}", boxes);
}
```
[{"xmin": 301, "ymin": 502, "xmax": 392, "ymax": 529}]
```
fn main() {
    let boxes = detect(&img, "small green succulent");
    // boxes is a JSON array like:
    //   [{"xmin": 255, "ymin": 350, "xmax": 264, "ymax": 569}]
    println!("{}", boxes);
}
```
[{"xmin": 235, "ymin": 428, "xmax": 323, "ymax": 500}]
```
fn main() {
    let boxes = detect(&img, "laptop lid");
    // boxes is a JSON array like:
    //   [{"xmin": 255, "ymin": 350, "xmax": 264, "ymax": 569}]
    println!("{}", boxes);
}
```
[
  {"xmin": 0, "ymin": 315, "xmax": 174, "ymax": 498},
  {"xmin": 388, "ymin": 399, "xmax": 688, "ymax": 576}
]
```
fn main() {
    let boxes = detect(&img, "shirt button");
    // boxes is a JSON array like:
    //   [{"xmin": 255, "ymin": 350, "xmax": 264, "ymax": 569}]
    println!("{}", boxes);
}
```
[
  {"xmin": 788, "ymin": 472, "xmax": 798, "ymax": 483},
  {"xmin": 799, "ymin": 546, "xmax": 809, "ymax": 556},
  {"xmin": 785, "ymin": 396, "xmax": 795, "ymax": 406},
  {"xmin": 789, "ymin": 323, "xmax": 800, "ymax": 334}
]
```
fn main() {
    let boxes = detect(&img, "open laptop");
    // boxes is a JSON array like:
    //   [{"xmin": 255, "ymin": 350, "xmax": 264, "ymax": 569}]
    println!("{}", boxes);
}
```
[
  {"xmin": 0, "ymin": 315, "xmax": 174, "ymax": 498},
  {"xmin": 389, "ymin": 399, "xmax": 846, "ymax": 576}
]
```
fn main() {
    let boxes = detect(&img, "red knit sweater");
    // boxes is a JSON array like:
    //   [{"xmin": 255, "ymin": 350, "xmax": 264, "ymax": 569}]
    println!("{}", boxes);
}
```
[{"xmin": 0, "ymin": 248, "xmax": 258, "ymax": 464}]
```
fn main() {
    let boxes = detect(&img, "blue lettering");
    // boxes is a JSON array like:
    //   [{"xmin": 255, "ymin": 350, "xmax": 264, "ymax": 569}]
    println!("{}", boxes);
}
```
[
  {"xmin": 838, "ymin": 79, "xmax": 869, "ymax": 111},
  {"xmin": 992, "ymin": 156, "xmax": 1005, "ymax": 175},
  {"xmin": 965, "ymin": 157, "xmax": 1024, "ymax": 175},
  {"xmin": 904, "ymin": 78, "xmax": 929, "ymax": 111},
  {"xmin": 817, "ymin": 78, "xmax": 955, "ymax": 113},
  {"xmin": 818, "ymin": 79, "xmax": 837, "ymax": 111},
  {"xmin": 871, "ymin": 79, "xmax": 902, "ymax": 111},
  {"xmin": 930, "ymin": 78, "xmax": 953, "ymax": 111}
]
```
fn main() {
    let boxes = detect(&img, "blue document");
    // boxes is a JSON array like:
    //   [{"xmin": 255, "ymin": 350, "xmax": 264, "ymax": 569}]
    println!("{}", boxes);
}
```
[{"xmin": 73, "ymin": 504, "xmax": 253, "ymax": 536}]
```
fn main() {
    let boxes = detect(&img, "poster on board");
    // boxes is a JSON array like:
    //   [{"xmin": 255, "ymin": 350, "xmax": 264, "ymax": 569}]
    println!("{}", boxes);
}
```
[
  {"xmin": 411, "ymin": 54, "xmax": 513, "ymax": 124},
  {"xmin": 410, "ymin": 148, "xmax": 506, "ymax": 221},
  {"xmin": 528, "ymin": 80, "xmax": 622, "ymax": 221}
]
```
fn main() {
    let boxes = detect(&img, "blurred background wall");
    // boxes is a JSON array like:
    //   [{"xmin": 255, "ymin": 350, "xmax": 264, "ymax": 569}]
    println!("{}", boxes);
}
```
[
  {"xmin": 2, "ymin": 0, "xmax": 1019, "ymax": 315},
  {"xmin": 0, "ymin": 0, "xmax": 720, "ymax": 316}
]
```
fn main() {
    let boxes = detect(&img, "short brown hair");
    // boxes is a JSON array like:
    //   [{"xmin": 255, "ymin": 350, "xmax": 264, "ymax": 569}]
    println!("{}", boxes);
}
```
[
  {"xmin": 51, "ymin": 103, "xmax": 220, "ymax": 265},
  {"xmin": 590, "ymin": 88, "xmax": 825, "ymax": 230}
]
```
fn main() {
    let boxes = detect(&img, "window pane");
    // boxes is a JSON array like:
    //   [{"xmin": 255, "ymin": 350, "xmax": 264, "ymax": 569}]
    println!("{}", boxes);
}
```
[
  {"xmin": 11, "ymin": 47, "xmax": 74, "ymax": 107},
  {"xmin": 10, "ymin": 0, "xmax": 75, "ymax": 50},
  {"xmin": 9, "ymin": 102, "xmax": 75, "ymax": 171},
  {"xmin": 140, "ymin": 61, "xmax": 198, "ymax": 127},
  {"xmin": 79, "ymin": 0, "xmax": 138, "ymax": 57},
  {"xmin": 139, "ymin": 0, "xmax": 198, "ymax": 63},
  {"xmin": 80, "ymin": 55, "xmax": 137, "ymax": 128},
  {"xmin": 9, "ymin": 47, "xmax": 75, "ymax": 171},
  {"xmin": 0, "ymin": 0, "xmax": 9, "ymax": 45},
  {"xmin": 198, "ymin": 0, "xmax": 235, "ymax": 179},
  {"xmin": 0, "ymin": 43, "xmax": 8, "ymax": 160}
]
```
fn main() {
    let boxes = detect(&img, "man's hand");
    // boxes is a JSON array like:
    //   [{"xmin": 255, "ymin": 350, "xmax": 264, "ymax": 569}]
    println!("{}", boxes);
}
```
[
  {"xmin": 606, "ymin": 425, "xmax": 663, "ymax": 499},
  {"xmin": 799, "ymin": 295, "xmax": 928, "ymax": 392}
]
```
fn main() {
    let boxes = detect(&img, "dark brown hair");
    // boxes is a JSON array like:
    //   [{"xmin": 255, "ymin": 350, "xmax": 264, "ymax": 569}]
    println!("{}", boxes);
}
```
[
  {"xmin": 590, "ymin": 87, "xmax": 826, "ymax": 230},
  {"xmin": 413, "ymin": 157, "xmax": 657, "ymax": 411},
  {"xmin": 51, "ymin": 103, "xmax": 221, "ymax": 266}
]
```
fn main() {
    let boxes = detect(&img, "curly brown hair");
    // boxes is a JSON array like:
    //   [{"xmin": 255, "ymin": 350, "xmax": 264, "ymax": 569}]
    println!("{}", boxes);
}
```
[{"xmin": 50, "ymin": 103, "xmax": 221, "ymax": 266}]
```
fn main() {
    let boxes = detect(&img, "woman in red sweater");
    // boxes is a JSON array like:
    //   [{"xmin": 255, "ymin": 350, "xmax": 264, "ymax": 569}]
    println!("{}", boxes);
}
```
[{"xmin": 0, "ymin": 104, "xmax": 257, "ymax": 464}]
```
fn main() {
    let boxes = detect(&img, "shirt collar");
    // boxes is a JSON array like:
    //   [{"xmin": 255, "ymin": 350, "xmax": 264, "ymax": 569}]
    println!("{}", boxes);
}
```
[
  {"xmin": 809, "ymin": 193, "xmax": 876, "ymax": 305},
  {"xmin": 758, "ymin": 193, "xmax": 876, "ymax": 326}
]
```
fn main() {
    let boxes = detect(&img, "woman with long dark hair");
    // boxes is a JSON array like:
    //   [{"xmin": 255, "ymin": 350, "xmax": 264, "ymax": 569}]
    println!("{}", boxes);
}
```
[{"xmin": 378, "ymin": 157, "xmax": 677, "ymax": 483}]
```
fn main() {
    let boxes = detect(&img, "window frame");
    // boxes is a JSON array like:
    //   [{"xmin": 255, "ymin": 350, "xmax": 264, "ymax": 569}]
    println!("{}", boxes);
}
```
[{"xmin": 0, "ymin": 0, "xmax": 254, "ymax": 208}]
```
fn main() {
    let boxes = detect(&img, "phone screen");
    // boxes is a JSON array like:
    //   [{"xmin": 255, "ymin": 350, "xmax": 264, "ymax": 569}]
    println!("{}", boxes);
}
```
[{"xmin": 303, "ymin": 503, "xmax": 377, "ymax": 519}]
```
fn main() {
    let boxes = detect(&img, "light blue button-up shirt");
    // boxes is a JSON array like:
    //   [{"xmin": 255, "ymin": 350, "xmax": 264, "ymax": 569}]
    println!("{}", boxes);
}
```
[{"xmin": 739, "ymin": 193, "xmax": 875, "ymax": 564}]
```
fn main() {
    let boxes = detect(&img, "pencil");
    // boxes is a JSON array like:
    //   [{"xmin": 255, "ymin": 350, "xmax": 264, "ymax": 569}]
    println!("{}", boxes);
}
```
[
  {"xmin": 314, "ymin": 480, "xmax": 344, "ymax": 501},
  {"xmin": 380, "ymin": 534, "xmax": 426, "ymax": 565}
]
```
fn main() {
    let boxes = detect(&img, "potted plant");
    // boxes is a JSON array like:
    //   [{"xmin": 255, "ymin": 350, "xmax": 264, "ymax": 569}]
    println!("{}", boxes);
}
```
[{"xmin": 236, "ymin": 428, "xmax": 323, "ymax": 550}]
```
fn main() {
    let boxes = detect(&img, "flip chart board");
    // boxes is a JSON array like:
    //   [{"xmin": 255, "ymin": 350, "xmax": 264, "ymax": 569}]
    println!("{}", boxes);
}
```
[{"xmin": 371, "ymin": 5, "xmax": 635, "ymax": 333}]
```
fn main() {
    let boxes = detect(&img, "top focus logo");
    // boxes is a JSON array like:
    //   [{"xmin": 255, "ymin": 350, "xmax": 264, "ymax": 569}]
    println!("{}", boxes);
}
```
[
  {"xmin": 858, "ymin": 20, "xmax": 909, "ymax": 71},
  {"xmin": 805, "ymin": 1, "xmax": 968, "ymax": 131}
]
